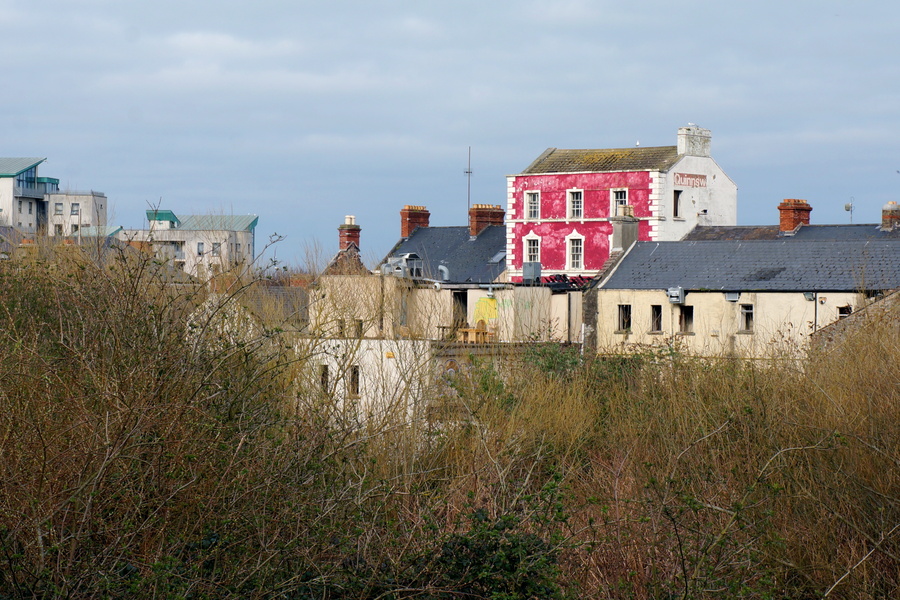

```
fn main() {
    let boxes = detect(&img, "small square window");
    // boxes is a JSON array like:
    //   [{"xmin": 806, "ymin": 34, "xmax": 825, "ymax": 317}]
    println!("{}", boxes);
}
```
[
  {"xmin": 838, "ymin": 305, "xmax": 852, "ymax": 319},
  {"xmin": 197, "ymin": 242, "xmax": 205, "ymax": 256},
  {"xmin": 212, "ymin": 242, "xmax": 221, "ymax": 257},
  {"xmin": 71, "ymin": 203, "xmax": 80, "ymax": 216},
  {"xmin": 54, "ymin": 203, "xmax": 63, "ymax": 215}
]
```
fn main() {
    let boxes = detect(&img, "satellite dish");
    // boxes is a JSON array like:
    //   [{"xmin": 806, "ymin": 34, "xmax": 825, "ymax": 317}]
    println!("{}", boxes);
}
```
[{"xmin": 844, "ymin": 203, "xmax": 853, "ymax": 211}]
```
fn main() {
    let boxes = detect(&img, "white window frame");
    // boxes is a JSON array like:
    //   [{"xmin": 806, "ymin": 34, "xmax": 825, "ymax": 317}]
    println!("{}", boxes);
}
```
[
  {"xmin": 523, "ymin": 233, "xmax": 541, "ymax": 264},
  {"xmin": 611, "ymin": 189, "xmax": 628, "ymax": 216},
  {"xmin": 565, "ymin": 230, "xmax": 585, "ymax": 271},
  {"xmin": 525, "ymin": 191, "xmax": 540, "ymax": 220},
  {"xmin": 567, "ymin": 189, "xmax": 583, "ymax": 220}
]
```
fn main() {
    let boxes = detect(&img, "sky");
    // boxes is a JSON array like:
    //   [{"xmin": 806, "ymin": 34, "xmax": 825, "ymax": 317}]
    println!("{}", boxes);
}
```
[{"xmin": 2, "ymin": 0, "xmax": 899, "ymax": 268}]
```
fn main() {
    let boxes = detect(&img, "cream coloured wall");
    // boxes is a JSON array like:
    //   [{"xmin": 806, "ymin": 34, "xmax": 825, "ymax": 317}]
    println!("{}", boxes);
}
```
[{"xmin": 595, "ymin": 289, "xmax": 863, "ymax": 357}]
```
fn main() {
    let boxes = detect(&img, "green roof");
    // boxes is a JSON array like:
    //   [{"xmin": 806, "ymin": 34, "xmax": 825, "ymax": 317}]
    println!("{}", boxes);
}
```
[
  {"xmin": 78, "ymin": 226, "xmax": 123, "ymax": 238},
  {"xmin": 147, "ymin": 209, "xmax": 180, "ymax": 224},
  {"xmin": 519, "ymin": 146, "xmax": 680, "ymax": 174},
  {"xmin": 0, "ymin": 158, "xmax": 46, "ymax": 177},
  {"xmin": 178, "ymin": 214, "xmax": 258, "ymax": 232}
]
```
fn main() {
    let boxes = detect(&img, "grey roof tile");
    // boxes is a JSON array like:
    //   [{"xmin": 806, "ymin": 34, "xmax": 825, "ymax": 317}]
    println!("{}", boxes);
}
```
[
  {"xmin": 603, "ymin": 240, "xmax": 900, "ymax": 292},
  {"xmin": 387, "ymin": 225, "xmax": 505, "ymax": 284}
]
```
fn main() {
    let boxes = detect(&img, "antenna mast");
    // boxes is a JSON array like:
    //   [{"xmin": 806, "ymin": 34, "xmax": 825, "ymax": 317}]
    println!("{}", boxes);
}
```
[{"xmin": 465, "ymin": 146, "xmax": 472, "ymax": 211}]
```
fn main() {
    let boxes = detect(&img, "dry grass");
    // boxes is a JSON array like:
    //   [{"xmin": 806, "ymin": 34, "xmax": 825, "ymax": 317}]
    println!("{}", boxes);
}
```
[{"xmin": 0, "ymin": 244, "xmax": 898, "ymax": 598}]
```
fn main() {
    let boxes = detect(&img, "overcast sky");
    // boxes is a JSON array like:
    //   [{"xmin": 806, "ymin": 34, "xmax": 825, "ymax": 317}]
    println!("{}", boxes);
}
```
[{"xmin": 3, "ymin": 0, "xmax": 898, "ymax": 267}]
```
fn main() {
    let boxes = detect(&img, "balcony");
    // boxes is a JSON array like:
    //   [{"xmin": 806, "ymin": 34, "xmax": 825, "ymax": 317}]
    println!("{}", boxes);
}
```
[{"xmin": 15, "ymin": 181, "xmax": 59, "ymax": 199}]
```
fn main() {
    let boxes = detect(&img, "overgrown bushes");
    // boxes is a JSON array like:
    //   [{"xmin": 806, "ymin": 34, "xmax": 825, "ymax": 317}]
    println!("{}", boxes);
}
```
[{"xmin": 1, "ymin": 245, "xmax": 898, "ymax": 598}]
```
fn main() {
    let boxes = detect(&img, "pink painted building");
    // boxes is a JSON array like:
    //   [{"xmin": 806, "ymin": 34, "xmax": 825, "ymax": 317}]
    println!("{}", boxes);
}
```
[{"xmin": 506, "ymin": 125, "xmax": 737, "ymax": 282}]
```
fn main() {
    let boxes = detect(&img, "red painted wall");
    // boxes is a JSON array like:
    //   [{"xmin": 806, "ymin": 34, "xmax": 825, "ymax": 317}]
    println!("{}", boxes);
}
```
[{"xmin": 510, "ymin": 171, "xmax": 654, "ymax": 273}]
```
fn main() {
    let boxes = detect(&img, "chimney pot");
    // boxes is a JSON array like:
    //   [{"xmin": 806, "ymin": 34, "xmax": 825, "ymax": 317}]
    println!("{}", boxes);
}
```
[
  {"xmin": 677, "ymin": 125, "xmax": 712, "ymax": 157},
  {"xmin": 400, "ymin": 205, "xmax": 430, "ymax": 238},
  {"xmin": 778, "ymin": 199, "xmax": 812, "ymax": 233},
  {"xmin": 468, "ymin": 204, "xmax": 505, "ymax": 237},
  {"xmin": 338, "ymin": 215, "xmax": 361, "ymax": 250},
  {"xmin": 882, "ymin": 201, "xmax": 900, "ymax": 231}
]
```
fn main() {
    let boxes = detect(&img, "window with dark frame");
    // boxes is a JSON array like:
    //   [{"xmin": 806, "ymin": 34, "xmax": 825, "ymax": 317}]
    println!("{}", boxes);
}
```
[
  {"xmin": 650, "ymin": 304, "xmax": 663, "ymax": 332},
  {"xmin": 54, "ymin": 202, "xmax": 63, "ymax": 215},
  {"xmin": 319, "ymin": 364, "xmax": 329, "ymax": 393},
  {"xmin": 71, "ymin": 203, "xmax": 80, "ymax": 216},
  {"xmin": 354, "ymin": 319, "xmax": 364, "ymax": 338},
  {"xmin": 740, "ymin": 304, "xmax": 754, "ymax": 332},
  {"xmin": 617, "ymin": 305, "xmax": 632, "ymax": 332},
  {"xmin": 349, "ymin": 366, "xmax": 360, "ymax": 398},
  {"xmin": 673, "ymin": 190, "xmax": 682, "ymax": 218},
  {"xmin": 679, "ymin": 305, "xmax": 694, "ymax": 333},
  {"xmin": 838, "ymin": 305, "xmax": 853, "ymax": 319}
]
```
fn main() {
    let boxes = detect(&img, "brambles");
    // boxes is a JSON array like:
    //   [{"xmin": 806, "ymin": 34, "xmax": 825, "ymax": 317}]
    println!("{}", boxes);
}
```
[{"xmin": 0, "ymin": 243, "xmax": 898, "ymax": 598}]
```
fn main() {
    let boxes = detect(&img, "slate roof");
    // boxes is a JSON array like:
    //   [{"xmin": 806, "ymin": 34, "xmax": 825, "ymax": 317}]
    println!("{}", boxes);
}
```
[
  {"xmin": 322, "ymin": 243, "xmax": 368, "ymax": 276},
  {"xmin": 177, "ymin": 214, "xmax": 258, "ymax": 231},
  {"xmin": 685, "ymin": 224, "xmax": 900, "ymax": 241},
  {"xmin": 0, "ymin": 158, "xmax": 45, "ymax": 176},
  {"xmin": 602, "ymin": 240, "xmax": 900, "ymax": 292},
  {"xmin": 519, "ymin": 146, "xmax": 680, "ymax": 175},
  {"xmin": 385, "ymin": 225, "xmax": 506, "ymax": 285}
]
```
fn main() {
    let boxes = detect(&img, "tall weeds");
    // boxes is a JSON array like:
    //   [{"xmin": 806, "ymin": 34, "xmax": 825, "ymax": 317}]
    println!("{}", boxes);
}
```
[{"xmin": 0, "ymin": 244, "xmax": 897, "ymax": 598}]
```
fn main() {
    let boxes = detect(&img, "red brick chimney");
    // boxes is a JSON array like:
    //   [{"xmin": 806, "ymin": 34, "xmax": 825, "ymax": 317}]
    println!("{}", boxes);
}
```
[
  {"xmin": 338, "ymin": 215, "xmax": 361, "ymax": 250},
  {"xmin": 468, "ymin": 204, "xmax": 504, "ymax": 237},
  {"xmin": 400, "ymin": 205, "xmax": 430, "ymax": 238},
  {"xmin": 778, "ymin": 199, "xmax": 812, "ymax": 233},
  {"xmin": 882, "ymin": 201, "xmax": 900, "ymax": 231}
]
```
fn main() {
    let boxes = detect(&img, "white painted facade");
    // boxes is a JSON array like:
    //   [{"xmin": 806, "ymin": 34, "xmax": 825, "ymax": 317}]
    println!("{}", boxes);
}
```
[
  {"xmin": 119, "ymin": 212, "xmax": 257, "ymax": 278},
  {"xmin": 593, "ymin": 288, "xmax": 864, "ymax": 358},
  {"xmin": 46, "ymin": 191, "xmax": 108, "ymax": 237}
]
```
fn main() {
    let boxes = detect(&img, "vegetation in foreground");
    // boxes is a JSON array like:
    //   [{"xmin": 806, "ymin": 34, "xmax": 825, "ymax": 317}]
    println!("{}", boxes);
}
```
[{"xmin": 1, "ymin": 245, "xmax": 898, "ymax": 599}]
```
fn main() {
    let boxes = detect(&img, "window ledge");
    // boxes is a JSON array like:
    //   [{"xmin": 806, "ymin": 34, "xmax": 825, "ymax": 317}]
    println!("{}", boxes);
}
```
[
  {"xmin": 676, "ymin": 332, "xmax": 695, "ymax": 336},
  {"xmin": 648, "ymin": 331, "xmax": 664, "ymax": 335},
  {"xmin": 614, "ymin": 329, "xmax": 631, "ymax": 335},
  {"xmin": 736, "ymin": 330, "xmax": 754, "ymax": 335}
]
